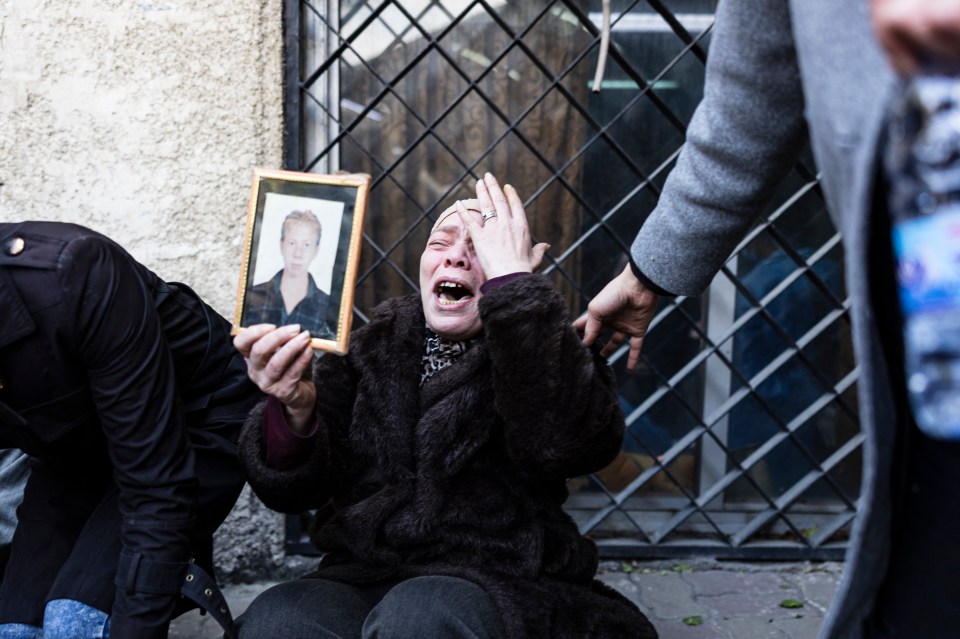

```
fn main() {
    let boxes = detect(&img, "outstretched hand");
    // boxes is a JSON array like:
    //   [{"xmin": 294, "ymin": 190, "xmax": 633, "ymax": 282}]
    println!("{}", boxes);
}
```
[
  {"xmin": 871, "ymin": 0, "xmax": 960, "ymax": 74},
  {"xmin": 572, "ymin": 264, "xmax": 658, "ymax": 371},
  {"xmin": 234, "ymin": 323, "xmax": 317, "ymax": 434},
  {"xmin": 457, "ymin": 173, "xmax": 550, "ymax": 279}
]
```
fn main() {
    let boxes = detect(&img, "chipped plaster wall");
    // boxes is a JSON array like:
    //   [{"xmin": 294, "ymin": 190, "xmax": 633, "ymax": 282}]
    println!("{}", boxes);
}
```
[{"xmin": 0, "ymin": 0, "xmax": 295, "ymax": 580}]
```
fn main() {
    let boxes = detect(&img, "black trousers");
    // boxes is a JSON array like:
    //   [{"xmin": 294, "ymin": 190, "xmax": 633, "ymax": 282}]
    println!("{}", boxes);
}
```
[{"xmin": 236, "ymin": 576, "xmax": 505, "ymax": 639}]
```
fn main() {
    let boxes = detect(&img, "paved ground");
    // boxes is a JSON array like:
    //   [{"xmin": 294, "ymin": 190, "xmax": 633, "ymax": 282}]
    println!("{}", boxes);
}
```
[
  {"xmin": 169, "ymin": 559, "xmax": 844, "ymax": 638},
  {"xmin": 596, "ymin": 560, "xmax": 843, "ymax": 639}
]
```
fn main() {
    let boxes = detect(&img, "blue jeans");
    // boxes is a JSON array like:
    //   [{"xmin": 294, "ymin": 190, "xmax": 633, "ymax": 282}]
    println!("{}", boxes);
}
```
[
  {"xmin": 0, "ymin": 600, "xmax": 110, "ymax": 639},
  {"xmin": 236, "ymin": 575, "xmax": 504, "ymax": 638},
  {"xmin": 0, "ymin": 450, "xmax": 28, "ymax": 546}
]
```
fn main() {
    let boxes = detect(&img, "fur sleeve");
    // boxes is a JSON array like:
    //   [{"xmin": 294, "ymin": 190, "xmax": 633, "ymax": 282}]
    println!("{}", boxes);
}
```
[
  {"xmin": 237, "ymin": 399, "xmax": 333, "ymax": 513},
  {"xmin": 479, "ymin": 274, "xmax": 624, "ymax": 478},
  {"xmin": 238, "ymin": 350, "xmax": 361, "ymax": 514}
]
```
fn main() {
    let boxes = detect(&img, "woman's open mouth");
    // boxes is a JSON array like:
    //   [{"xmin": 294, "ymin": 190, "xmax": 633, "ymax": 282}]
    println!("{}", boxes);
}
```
[{"xmin": 434, "ymin": 280, "xmax": 474, "ymax": 306}]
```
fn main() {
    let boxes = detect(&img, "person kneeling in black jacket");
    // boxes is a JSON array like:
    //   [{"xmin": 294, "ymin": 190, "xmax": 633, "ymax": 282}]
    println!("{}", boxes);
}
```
[{"xmin": 0, "ymin": 222, "xmax": 262, "ymax": 639}]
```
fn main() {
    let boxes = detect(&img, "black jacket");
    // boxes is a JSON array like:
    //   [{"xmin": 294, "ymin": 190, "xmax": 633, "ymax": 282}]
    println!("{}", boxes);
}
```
[
  {"xmin": 240, "ymin": 275, "xmax": 658, "ymax": 638},
  {"xmin": 0, "ymin": 222, "xmax": 261, "ymax": 638}
]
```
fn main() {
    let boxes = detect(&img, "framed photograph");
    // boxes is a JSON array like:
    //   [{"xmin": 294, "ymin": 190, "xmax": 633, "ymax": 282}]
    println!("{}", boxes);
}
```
[{"xmin": 233, "ymin": 168, "xmax": 371, "ymax": 355}]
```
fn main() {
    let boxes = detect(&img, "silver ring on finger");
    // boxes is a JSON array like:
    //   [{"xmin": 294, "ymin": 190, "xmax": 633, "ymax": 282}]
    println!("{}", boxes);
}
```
[{"xmin": 481, "ymin": 208, "xmax": 497, "ymax": 222}]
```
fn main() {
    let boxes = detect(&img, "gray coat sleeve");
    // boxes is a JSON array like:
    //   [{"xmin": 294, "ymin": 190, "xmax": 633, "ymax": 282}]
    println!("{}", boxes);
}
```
[{"xmin": 631, "ymin": 0, "xmax": 808, "ymax": 296}]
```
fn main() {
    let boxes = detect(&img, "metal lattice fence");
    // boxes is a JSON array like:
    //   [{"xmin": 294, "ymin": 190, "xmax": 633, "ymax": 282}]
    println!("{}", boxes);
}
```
[{"xmin": 282, "ymin": 0, "xmax": 861, "ymax": 560}]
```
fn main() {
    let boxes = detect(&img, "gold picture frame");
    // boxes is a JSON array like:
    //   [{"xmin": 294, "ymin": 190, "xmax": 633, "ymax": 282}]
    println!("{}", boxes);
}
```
[{"xmin": 232, "ymin": 168, "xmax": 370, "ymax": 355}]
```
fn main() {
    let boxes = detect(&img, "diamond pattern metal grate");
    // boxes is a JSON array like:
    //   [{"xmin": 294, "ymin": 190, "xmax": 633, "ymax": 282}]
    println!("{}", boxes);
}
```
[{"xmin": 282, "ymin": 0, "xmax": 862, "ymax": 560}]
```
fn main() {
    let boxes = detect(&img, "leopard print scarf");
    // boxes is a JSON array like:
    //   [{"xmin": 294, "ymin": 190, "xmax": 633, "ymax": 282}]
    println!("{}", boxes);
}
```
[{"xmin": 420, "ymin": 325, "xmax": 477, "ymax": 385}]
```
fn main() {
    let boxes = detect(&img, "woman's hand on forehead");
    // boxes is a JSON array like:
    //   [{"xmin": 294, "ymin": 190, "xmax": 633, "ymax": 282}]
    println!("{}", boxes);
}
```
[{"xmin": 456, "ymin": 173, "xmax": 550, "ymax": 279}]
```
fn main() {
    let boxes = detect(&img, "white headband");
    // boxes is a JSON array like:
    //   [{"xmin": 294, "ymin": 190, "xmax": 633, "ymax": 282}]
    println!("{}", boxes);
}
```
[{"xmin": 430, "ymin": 198, "xmax": 482, "ymax": 232}]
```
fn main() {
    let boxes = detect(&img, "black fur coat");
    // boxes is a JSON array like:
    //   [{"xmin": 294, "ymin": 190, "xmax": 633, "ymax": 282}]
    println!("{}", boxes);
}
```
[{"xmin": 240, "ymin": 275, "xmax": 658, "ymax": 638}]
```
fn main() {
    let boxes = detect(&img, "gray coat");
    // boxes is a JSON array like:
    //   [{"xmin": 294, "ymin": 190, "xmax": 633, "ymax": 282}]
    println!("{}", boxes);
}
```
[{"xmin": 631, "ymin": 1, "xmax": 896, "ymax": 638}]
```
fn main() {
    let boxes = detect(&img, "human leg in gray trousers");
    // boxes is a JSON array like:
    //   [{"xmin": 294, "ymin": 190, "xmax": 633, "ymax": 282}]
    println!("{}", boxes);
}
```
[{"xmin": 236, "ymin": 575, "xmax": 505, "ymax": 639}]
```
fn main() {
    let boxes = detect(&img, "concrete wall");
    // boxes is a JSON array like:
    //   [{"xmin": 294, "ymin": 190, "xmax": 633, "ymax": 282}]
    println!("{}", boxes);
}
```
[
  {"xmin": 0, "ymin": 0, "xmax": 282, "ymax": 316},
  {"xmin": 0, "ymin": 0, "xmax": 296, "ymax": 581}
]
